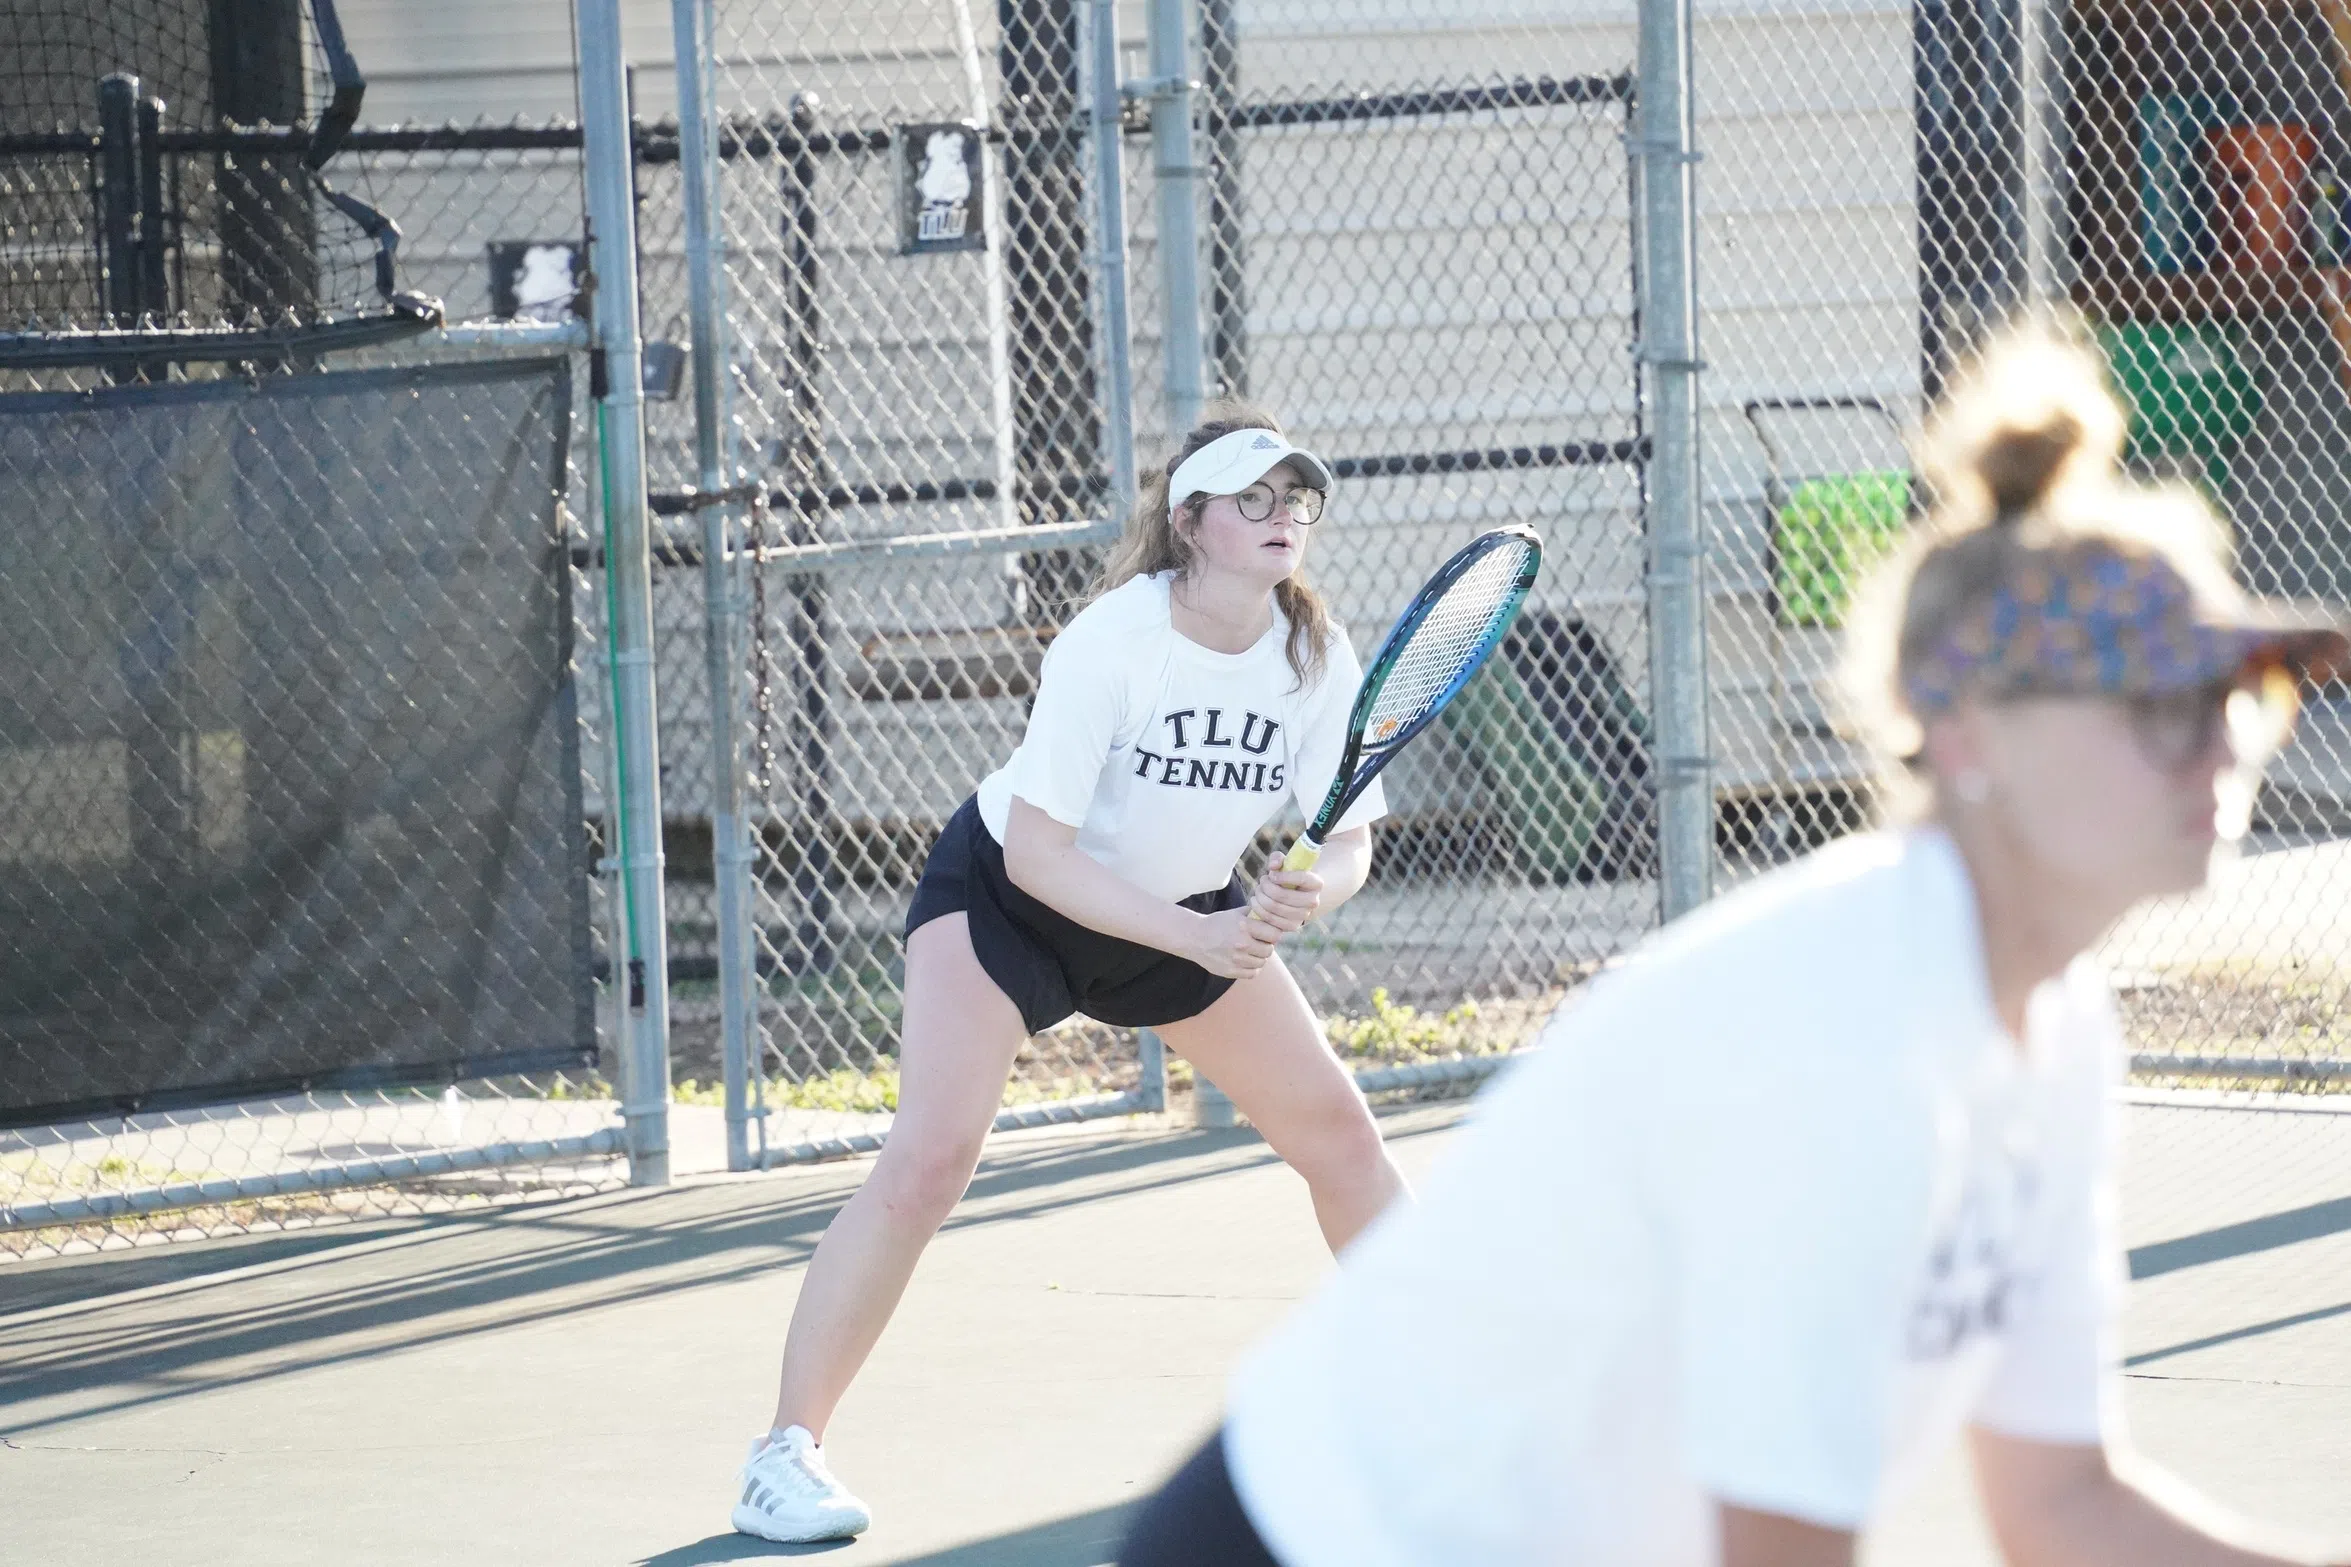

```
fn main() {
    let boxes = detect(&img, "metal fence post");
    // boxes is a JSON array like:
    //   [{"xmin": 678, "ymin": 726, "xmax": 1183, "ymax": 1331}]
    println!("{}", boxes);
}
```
[
  {"xmin": 134, "ymin": 93, "xmax": 167, "ymax": 325},
  {"xmin": 1636, "ymin": 0, "xmax": 1712, "ymax": 921},
  {"xmin": 778, "ymin": 96, "xmax": 839, "ymax": 982},
  {"xmin": 1088, "ymin": 0, "xmax": 1157, "ymax": 1124},
  {"xmin": 2018, "ymin": 0, "xmax": 2068, "ymax": 309},
  {"xmin": 1200, "ymin": 0, "xmax": 1247, "ymax": 399},
  {"xmin": 1914, "ymin": 0, "xmax": 2029, "ymax": 399},
  {"xmin": 579, "ymin": 0, "xmax": 673, "ymax": 1185},
  {"xmin": 101, "ymin": 74, "xmax": 193, "ymax": 902},
  {"xmin": 671, "ymin": 0, "xmax": 758, "ymax": 1173},
  {"xmin": 1086, "ymin": 0, "xmax": 1140, "ymax": 519},
  {"xmin": 97, "ymin": 76, "xmax": 141, "ymax": 330},
  {"xmin": 1138, "ymin": 1027, "xmax": 1167, "ymax": 1113},
  {"xmin": 1146, "ymin": 0, "xmax": 1208, "ymax": 436}
]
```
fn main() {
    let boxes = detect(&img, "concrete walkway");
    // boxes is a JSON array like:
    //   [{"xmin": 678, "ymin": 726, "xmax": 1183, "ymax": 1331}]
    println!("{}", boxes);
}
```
[{"xmin": 3, "ymin": 1098, "xmax": 2349, "ymax": 1565}]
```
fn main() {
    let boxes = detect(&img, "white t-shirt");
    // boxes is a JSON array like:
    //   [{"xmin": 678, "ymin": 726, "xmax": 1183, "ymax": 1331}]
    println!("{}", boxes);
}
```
[
  {"xmin": 975, "ymin": 573, "xmax": 1386, "ymax": 902},
  {"xmin": 1224, "ymin": 828, "xmax": 2125, "ymax": 1564}
]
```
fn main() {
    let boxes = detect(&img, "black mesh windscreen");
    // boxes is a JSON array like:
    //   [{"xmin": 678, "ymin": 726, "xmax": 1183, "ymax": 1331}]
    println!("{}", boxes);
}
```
[
  {"xmin": 0, "ymin": 358, "xmax": 593, "ymax": 1127},
  {"xmin": 1, "ymin": 0, "xmax": 221, "ymax": 135},
  {"xmin": 1, "ymin": 0, "xmax": 405, "ymax": 338}
]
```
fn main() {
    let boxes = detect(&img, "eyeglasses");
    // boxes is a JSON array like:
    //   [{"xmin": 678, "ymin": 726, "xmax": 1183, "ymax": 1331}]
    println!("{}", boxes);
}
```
[
  {"xmin": 2123, "ymin": 664, "xmax": 2300, "ymax": 773},
  {"xmin": 1231, "ymin": 482, "xmax": 1326, "ymax": 525}
]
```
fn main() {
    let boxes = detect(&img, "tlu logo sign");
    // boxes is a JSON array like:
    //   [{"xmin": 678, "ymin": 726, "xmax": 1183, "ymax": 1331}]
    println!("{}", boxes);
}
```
[{"xmin": 898, "ymin": 123, "xmax": 986, "ymax": 256}]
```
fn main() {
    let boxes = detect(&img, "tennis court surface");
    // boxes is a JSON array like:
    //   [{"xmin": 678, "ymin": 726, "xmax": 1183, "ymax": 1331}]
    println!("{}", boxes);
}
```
[{"xmin": 3, "ymin": 1097, "xmax": 2347, "ymax": 1566}]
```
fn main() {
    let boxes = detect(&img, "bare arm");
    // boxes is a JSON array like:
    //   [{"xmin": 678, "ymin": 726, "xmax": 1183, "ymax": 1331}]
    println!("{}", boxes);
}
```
[
  {"xmin": 1719, "ymin": 1504, "xmax": 1856, "ymax": 1567},
  {"xmin": 1301, "ymin": 823, "xmax": 1373, "ymax": 917},
  {"xmin": 999, "ymin": 796, "xmax": 1273, "ymax": 977},
  {"xmin": 1973, "ymin": 1429, "xmax": 2344, "ymax": 1567}
]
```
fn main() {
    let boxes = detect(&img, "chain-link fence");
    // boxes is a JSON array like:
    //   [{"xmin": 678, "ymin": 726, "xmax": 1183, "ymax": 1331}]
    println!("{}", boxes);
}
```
[
  {"xmin": 14, "ymin": 0, "xmax": 2351, "ymax": 1256},
  {"xmin": 1182, "ymin": 0, "xmax": 1648, "ymax": 1036},
  {"xmin": 1694, "ymin": 0, "xmax": 2351, "ymax": 1475},
  {"xmin": 675, "ymin": 1, "xmax": 1175, "ymax": 1161},
  {"xmin": 3, "ymin": 0, "xmax": 1655, "ymax": 1238},
  {"xmin": 670, "ymin": 0, "xmax": 2351, "ymax": 1160},
  {"xmin": 2059, "ymin": 1, "xmax": 2351, "ymax": 1091}
]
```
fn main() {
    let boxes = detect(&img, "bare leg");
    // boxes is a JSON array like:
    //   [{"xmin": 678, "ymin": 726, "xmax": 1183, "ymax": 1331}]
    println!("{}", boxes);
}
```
[
  {"xmin": 769, "ymin": 913, "xmax": 1029, "ymax": 1439},
  {"xmin": 1154, "ymin": 952, "xmax": 1407, "ymax": 1253}
]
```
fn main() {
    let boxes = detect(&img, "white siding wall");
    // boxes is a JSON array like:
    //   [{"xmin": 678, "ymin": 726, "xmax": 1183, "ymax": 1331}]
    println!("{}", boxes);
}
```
[
  {"xmin": 336, "ymin": 0, "xmax": 667, "ymax": 122},
  {"xmin": 351, "ymin": 0, "xmax": 1919, "ymax": 818},
  {"xmin": 1694, "ymin": 0, "xmax": 1917, "ymax": 791}
]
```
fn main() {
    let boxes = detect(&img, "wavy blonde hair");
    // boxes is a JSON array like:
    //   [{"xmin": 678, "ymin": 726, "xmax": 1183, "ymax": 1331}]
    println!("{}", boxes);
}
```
[{"xmin": 1094, "ymin": 398, "xmax": 1334, "ymax": 688}]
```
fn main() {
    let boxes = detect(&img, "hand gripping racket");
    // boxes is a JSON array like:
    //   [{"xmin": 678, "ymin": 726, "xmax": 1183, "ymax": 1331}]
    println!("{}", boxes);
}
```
[{"xmin": 1283, "ymin": 525, "xmax": 1543, "ymax": 872}]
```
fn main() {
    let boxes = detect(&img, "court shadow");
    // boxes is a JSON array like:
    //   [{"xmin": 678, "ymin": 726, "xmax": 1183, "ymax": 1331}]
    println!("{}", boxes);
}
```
[
  {"xmin": 2127, "ymin": 1193, "xmax": 2351, "ymax": 1280},
  {"xmin": 633, "ymin": 1532, "xmax": 856, "ymax": 1563},
  {"xmin": 1, "ymin": 1106, "xmax": 1464, "ymax": 1442},
  {"xmin": 2125, "ymin": 1297, "xmax": 2351, "ymax": 1367},
  {"xmin": 879, "ymin": 1505, "xmax": 1133, "ymax": 1566},
  {"xmin": 634, "ymin": 1505, "xmax": 1132, "ymax": 1567}
]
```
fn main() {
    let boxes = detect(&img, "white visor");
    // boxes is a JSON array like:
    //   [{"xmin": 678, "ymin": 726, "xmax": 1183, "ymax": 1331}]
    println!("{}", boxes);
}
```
[{"xmin": 1167, "ymin": 428, "xmax": 1336, "ymax": 508}]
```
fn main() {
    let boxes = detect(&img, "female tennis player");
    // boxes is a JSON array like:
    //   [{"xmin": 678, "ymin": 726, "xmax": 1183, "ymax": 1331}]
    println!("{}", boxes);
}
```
[
  {"xmin": 729, "ymin": 404, "xmax": 1410, "ymax": 1543},
  {"xmin": 1118, "ymin": 334, "xmax": 2351, "ymax": 1566}
]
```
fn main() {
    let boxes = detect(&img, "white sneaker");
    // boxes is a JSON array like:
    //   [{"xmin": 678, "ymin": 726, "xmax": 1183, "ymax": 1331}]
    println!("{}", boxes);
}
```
[{"xmin": 731, "ymin": 1424, "xmax": 873, "ymax": 1543}]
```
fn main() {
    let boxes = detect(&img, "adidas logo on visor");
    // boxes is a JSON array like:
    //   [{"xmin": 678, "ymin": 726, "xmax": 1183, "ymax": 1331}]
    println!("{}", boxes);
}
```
[{"xmin": 1252, "ymin": 434, "xmax": 1280, "ymax": 449}]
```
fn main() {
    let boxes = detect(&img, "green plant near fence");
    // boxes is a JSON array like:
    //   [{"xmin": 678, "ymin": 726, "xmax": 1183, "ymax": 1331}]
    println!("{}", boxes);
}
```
[
  {"xmin": 610, "ymin": 984, "xmax": 1529, "ymax": 1120},
  {"xmin": 1326, "ymin": 987, "xmax": 1505, "ymax": 1063}
]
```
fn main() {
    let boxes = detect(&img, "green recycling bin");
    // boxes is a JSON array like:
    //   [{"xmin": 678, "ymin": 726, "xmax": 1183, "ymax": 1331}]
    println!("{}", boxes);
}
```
[
  {"xmin": 2093, "ymin": 321, "xmax": 2261, "ymax": 490},
  {"xmin": 1773, "ymin": 470, "xmax": 1910, "ymax": 629}
]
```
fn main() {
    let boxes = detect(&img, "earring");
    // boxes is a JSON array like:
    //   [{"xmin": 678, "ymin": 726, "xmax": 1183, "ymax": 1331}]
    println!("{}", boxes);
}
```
[{"xmin": 1953, "ymin": 769, "xmax": 1990, "ymax": 806}]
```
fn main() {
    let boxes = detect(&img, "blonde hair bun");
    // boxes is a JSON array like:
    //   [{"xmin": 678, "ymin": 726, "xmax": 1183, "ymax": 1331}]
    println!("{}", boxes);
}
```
[{"xmin": 1917, "ymin": 332, "xmax": 2126, "ymax": 526}]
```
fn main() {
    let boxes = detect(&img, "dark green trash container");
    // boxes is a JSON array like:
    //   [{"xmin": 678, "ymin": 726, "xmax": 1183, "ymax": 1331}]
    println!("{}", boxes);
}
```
[{"xmin": 2094, "ymin": 321, "xmax": 2261, "ymax": 491}]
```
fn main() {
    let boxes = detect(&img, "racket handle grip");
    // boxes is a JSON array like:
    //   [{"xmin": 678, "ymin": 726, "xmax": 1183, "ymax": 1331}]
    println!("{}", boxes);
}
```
[{"xmin": 1282, "ymin": 837, "xmax": 1323, "ymax": 873}]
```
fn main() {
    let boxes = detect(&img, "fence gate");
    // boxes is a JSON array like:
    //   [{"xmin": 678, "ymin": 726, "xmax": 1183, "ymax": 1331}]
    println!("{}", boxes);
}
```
[{"xmin": 665, "ymin": 0, "xmax": 1650, "ymax": 1168}]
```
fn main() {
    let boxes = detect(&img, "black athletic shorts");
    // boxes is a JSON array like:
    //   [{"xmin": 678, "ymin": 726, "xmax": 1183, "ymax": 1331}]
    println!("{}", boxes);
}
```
[
  {"xmin": 1119, "ymin": 1426, "xmax": 1284, "ymax": 1566},
  {"xmin": 903, "ymin": 795, "xmax": 1245, "ymax": 1037}
]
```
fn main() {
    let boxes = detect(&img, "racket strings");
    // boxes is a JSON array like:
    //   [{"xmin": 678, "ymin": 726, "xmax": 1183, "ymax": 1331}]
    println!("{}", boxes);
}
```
[{"xmin": 1362, "ymin": 541, "xmax": 1535, "ymax": 744}]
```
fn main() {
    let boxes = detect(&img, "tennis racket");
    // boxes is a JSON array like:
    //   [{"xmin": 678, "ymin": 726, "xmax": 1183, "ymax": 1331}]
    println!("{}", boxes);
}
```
[{"xmin": 1283, "ymin": 525, "xmax": 1543, "ymax": 872}]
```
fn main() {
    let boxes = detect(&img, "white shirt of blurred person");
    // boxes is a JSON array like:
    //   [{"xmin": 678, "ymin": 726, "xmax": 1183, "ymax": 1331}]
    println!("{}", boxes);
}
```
[{"xmin": 1114, "ymin": 333, "xmax": 2351, "ymax": 1567}]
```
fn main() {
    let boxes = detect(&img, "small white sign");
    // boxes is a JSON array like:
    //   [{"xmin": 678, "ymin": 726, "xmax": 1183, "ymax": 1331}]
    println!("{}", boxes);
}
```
[
  {"xmin": 896, "ymin": 123, "xmax": 986, "ymax": 255},
  {"xmin": 488, "ymin": 240, "xmax": 583, "ymax": 322}
]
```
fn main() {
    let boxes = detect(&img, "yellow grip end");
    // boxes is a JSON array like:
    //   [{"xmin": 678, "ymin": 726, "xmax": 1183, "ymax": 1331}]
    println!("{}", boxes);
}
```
[{"xmin": 1282, "ymin": 838, "xmax": 1323, "ymax": 873}]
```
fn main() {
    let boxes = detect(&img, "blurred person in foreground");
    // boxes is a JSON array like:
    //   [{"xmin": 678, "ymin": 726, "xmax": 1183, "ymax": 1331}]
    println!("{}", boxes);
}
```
[{"xmin": 1117, "ymin": 331, "xmax": 2351, "ymax": 1567}]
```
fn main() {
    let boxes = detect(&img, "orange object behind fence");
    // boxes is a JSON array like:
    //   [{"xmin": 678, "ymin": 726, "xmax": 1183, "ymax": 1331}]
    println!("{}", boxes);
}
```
[{"xmin": 2208, "ymin": 122, "xmax": 2318, "ymax": 272}]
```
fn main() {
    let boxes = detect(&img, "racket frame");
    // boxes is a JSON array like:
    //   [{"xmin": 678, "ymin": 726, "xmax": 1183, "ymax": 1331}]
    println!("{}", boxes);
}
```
[{"xmin": 1283, "ymin": 524, "xmax": 1543, "ymax": 872}]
